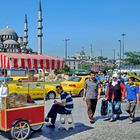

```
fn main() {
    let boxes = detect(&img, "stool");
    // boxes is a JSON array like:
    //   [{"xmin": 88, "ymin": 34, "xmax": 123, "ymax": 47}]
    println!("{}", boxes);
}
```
[{"xmin": 58, "ymin": 113, "xmax": 75, "ymax": 130}]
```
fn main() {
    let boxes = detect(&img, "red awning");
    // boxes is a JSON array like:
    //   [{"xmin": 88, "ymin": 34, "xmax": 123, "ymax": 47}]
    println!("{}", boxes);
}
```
[{"xmin": 0, "ymin": 53, "xmax": 64, "ymax": 70}]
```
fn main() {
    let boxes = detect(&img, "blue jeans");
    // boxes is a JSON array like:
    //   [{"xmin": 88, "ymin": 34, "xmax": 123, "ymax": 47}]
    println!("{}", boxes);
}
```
[
  {"xmin": 104, "ymin": 83, "xmax": 108, "ymax": 95},
  {"xmin": 108, "ymin": 100, "xmax": 121, "ymax": 120}
]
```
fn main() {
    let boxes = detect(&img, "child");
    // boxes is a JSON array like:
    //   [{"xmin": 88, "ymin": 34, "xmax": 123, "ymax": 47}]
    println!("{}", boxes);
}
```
[{"xmin": 126, "ymin": 77, "xmax": 139, "ymax": 124}]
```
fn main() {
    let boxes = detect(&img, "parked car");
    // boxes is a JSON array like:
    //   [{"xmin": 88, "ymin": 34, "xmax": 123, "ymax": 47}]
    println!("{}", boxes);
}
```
[
  {"xmin": 8, "ymin": 82, "xmax": 58, "ymax": 99},
  {"xmin": 61, "ymin": 75, "xmax": 90, "ymax": 96},
  {"xmin": 133, "ymin": 77, "xmax": 140, "ymax": 86},
  {"xmin": 12, "ymin": 75, "xmax": 29, "ymax": 81}
]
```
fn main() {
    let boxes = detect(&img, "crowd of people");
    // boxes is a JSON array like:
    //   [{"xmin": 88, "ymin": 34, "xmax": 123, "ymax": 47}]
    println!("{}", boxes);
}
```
[
  {"xmin": 45, "ymin": 70, "xmax": 140, "ymax": 128},
  {"xmin": 84, "ymin": 71, "xmax": 139, "ymax": 124}
]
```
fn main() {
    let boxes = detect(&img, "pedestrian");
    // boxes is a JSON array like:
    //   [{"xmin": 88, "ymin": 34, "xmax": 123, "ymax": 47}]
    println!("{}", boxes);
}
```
[
  {"xmin": 45, "ymin": 85, "xmax": 73, "ymax": 128},
  {"xmin": 83, "ymin": 71, "xmax": 101, "ymax": 123},
  {"xmin": 125, "ymin": 77, "xmax": 139, "ymax": 124},
  {"xmin": 121, "ymin": 72, "xmax": 128, "ymax": 85},
  {"xmin": 103, "ymin": 71, "xmax": 110, "ymax": 95},
  {"xmin": 105, "ymin": 73, "xmax": 126, "ymax": 122},
  {"xmin": 95, "ymin": 72, "xmax": 100, "ymax": 81}
]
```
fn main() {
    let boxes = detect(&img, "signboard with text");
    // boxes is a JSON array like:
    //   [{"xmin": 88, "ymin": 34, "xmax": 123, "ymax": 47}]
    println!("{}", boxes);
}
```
[{"xmin": 7, "ymin": 69, "xmax": 27, "ymax": 77}]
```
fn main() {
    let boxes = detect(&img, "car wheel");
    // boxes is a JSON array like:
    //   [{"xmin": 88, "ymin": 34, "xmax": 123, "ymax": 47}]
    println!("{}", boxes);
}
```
[
  {"xmin": 47, "ymin": 91, "xmax": 56, "ymax": 99},
  {"xmin": 79, "ymin": 90, "xmax": 84, "ymax": 97}
]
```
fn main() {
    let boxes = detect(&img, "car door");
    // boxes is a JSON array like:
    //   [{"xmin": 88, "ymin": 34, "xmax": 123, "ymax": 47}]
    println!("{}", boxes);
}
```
[
  {"xmin": 28, "ymin": 82, "xmax": 44, "ymax": 99},
  {"xmin": 16, "ymin": 83, "xmax": 28, "ymax": 95}
]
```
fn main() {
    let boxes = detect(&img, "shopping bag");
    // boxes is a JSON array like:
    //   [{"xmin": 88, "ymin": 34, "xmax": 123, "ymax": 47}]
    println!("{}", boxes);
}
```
[
  {"xmin": 100, "ymin": 99, "xmax": 108, "ymax": 116},
  {"xmin": 113, "ymin": 101, "xmax": 122, "ymax": 114}
]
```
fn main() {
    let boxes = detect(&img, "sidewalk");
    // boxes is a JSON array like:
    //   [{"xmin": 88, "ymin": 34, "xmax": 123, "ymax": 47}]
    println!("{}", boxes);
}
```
[{"xmin": 0, "ymin": 97, "xmax": 140, "ymax": 140}]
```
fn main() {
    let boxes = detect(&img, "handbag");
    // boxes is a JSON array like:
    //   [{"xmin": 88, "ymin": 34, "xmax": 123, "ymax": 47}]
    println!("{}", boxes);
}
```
[{"xmin": 100, "ymin": 99, "xmax": 108, "ymax": 116}]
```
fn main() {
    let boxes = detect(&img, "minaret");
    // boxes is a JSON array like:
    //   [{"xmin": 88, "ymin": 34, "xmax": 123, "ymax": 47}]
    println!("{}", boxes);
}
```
[
  {"xmin": 38, "ymin": 0, "xmax": 43, "ymax": 54},
  {"xmin": 24, "ymin": 14, "xmax": 28, "ymax": 47}
]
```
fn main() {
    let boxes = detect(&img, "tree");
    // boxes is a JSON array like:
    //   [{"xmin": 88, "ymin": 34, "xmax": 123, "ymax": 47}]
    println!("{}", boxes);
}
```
[
  {"xmin": 80, "ymin": 63, "xmax": 91, "ymax": 71},
  {"xmin": 63, "ymin": 64, "xmax": 70, "ymax": 73},
  {"xmin": 124, "ymin": 51, "xmax": 140, "ymax": 65},
  {"xmin": 97, "ymin": 56, "xmax": 108, "ymax": 62}
]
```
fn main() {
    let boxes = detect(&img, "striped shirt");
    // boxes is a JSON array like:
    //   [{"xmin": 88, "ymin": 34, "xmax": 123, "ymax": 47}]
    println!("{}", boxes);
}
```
[{"xmin": 60, "ymin": 91, "xmax": 73, "ymax": 112}]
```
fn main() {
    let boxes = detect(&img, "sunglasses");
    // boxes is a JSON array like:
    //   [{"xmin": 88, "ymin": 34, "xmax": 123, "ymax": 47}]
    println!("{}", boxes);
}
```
[{"xmin": 113, "ymin": 77, "xmax": 117, "ymax": 79}]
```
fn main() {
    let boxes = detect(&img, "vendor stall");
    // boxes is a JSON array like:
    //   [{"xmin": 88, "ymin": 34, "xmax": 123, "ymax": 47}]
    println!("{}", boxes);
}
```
[{"xmin": 0, "ymin": 82, "xmax": 45, "ymax": 140}]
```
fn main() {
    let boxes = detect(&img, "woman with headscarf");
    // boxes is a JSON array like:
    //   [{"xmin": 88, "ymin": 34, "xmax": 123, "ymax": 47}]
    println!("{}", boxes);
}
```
[{"xmin": 105, "ymin": 73, "xmax": 126, "ymax": 122}]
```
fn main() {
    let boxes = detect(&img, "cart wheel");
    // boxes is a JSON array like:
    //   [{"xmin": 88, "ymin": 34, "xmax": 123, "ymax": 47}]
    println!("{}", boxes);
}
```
[
  {"xmin": 31, "ymin": 124, "xmax": 43, "ymax": 131},
  {"xmin": 11, "ymin": 120, "xmax": 30, "ymax": 140}
]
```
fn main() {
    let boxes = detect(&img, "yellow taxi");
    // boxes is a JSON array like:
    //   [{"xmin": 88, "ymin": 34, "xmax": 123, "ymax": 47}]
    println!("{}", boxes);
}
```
[
  {"xmin": 11, "ymin": 75, "xmax": 29, "ymax": 81},
  {"xmin": 8, "ymin": 82, "xmax": 58, "ymax": 99},
  {"xmin": 61, "ymin": 75, "xmax": 90, "ymax": 96},
  {"xmin": 133, "ymin": 77, "xmax": 140, "ymax": 86}
]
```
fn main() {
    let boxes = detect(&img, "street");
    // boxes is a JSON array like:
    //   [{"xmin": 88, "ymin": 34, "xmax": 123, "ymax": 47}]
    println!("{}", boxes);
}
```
[{"xmin": 0, "ymin": 97, "xmax": 140, "ymax": 140}]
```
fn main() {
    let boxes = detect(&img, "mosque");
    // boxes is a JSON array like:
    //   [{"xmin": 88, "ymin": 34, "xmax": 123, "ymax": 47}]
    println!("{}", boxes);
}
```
[
  {"xmin": 0, "ymin": 1, "xmax": 64, "ymax": 70},
  {"xmin": 0, "ymin": 1, "xmax": 43, "ymax": 54}
]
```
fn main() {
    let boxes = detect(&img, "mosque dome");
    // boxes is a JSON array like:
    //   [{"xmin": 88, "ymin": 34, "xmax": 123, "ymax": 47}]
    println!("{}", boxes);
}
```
[
  {"xmin": 0, "ymin": 26, "xmax": 18, "ymax": 40},
  {"xmin": 80, "ymin": 50, "xmax": 85, "ymax": 55}
]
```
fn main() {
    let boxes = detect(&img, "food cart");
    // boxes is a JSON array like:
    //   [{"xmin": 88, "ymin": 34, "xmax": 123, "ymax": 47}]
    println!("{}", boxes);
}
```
[{"xmin": 0, "ymin": 81, "xmax": 45, "ymax": 140}]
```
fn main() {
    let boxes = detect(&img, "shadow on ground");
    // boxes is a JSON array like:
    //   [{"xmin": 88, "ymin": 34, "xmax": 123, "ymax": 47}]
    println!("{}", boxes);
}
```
[
  {"xmin": 0, "ymin": 131, "xmax": 11, "ymax": 140},
  {"xmin": 30, "ymin": 122, "xmax": 93, "ymax": 140},
  {"xmin": 134, "ymin": 117, "xmax": 140, "ymax": 122}
]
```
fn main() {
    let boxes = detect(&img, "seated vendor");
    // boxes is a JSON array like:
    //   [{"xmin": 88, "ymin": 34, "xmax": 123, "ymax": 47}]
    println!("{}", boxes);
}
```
[{"xmin": 45, "ymin": 85, "xmax": 73, "ymax": 128}]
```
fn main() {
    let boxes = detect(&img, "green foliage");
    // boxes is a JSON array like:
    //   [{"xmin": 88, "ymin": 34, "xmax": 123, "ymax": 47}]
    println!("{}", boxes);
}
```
[
  {"xmin": 54, "ymin": 69, "xmax": 63, "ymax": 74},
  {"xmin": 97, "ymin": 56, "xmax": 108, "ymax": 62},
  {"xmin": 63, "ymin": 64, "xmax": 70, "ymax": 73},
  {"xmin": 102, "ymin": 65, "xmax": 108, "ymax": 72},
  {"xmin": 80, "ymin": 63, "xmax": 91, "ymax": 71},
  {"xmin": 54, "ymin": 64, "xmax": 70, "ymax": 74},
  {"xmin": 124, "ymin": 51, "xmax": 140, "ymax": 65}
]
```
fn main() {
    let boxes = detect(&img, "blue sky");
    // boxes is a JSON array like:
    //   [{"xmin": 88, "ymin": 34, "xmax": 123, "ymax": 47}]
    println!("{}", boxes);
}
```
[{"xmin": 0, "ymin": 0, "xmax": 140, "ymax": 59}]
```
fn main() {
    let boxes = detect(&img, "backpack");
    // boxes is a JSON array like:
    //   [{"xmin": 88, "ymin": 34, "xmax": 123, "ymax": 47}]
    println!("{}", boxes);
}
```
[{"xmin": 100, "ymin": 99, "xmax": 108, "ymax": 116}]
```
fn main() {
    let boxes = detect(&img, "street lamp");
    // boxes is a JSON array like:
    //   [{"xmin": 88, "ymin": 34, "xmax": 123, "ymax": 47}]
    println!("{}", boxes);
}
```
[
  {"xmin": 118, "ymin": 40, "xmax": 121, "ymax": 69},
  {"xmin": 113, "ymin": 49, "xmax": 116, "ymax": 68},
  {"xmin": 122, "ymin": 33, "xmax": 126, "ymax": 64},
  {"xmin": 64, "ymin": 38, "xmax": 70, "ymax": 59}
]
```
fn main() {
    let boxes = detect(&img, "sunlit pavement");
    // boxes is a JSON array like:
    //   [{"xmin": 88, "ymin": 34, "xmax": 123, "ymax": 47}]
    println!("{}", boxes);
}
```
[{"xmin": 0, "ymin": 97, "xmax": 140, "ymax": 140}]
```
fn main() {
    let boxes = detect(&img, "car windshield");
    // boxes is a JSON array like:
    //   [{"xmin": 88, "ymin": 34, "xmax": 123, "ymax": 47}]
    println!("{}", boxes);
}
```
[{"xmin": 67, "ymin": 77, "xmax": 81, "ymax": 82}]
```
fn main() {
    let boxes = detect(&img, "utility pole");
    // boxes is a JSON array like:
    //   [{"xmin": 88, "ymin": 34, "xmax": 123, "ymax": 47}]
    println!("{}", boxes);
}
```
[
  {"xmin": 100, "ymin": 49, "xmax": 103, "ymax": 71},
  {"xmin": 118, "ymin": 40, "xmax": 122, "ymax": 69},
  {"xmin": 122, "ymin": 33, "xmax": 126, "ymax": 64},
  {"xmin": 64, "ymin": 38, "xmax": 70, "ymax": 59},
  {"xmin": 113, "ymin": 49, "xmax": 116, "ymax": 68},
  {"xmin": 90, "ymin": 44, "xmax": 93, "ymax": 60},
  {"xmin": 100, "ymin": 49, "xmax": 102, "ymax": 57}
]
